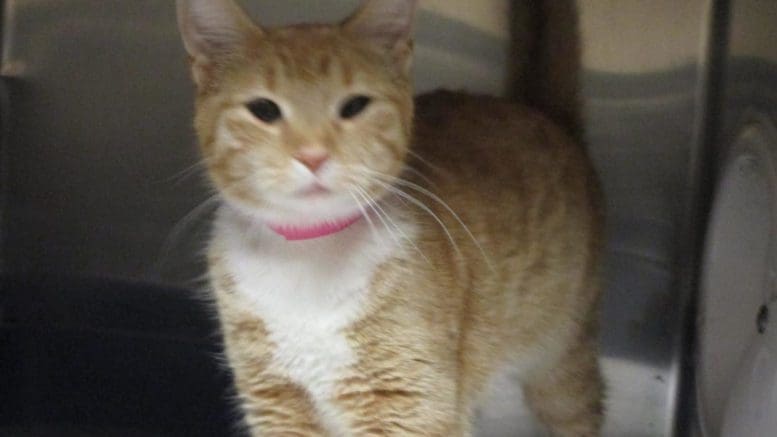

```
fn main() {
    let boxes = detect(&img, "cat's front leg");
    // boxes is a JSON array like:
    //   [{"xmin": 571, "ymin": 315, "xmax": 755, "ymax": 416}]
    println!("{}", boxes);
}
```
[
  {"xmin": 235, "ymin": 372, "xmax": 327, "ymax": 436},
  {"xmin": 332, "ymin": 388, "xmax": 466, "ymax": 436},
  {"xmin": 330, "ymin": 361, "xmax": 467, "ymax": 436},
  {"xmin": 220, "ymin": 314, "xmax": 326, "ymax": 436}
]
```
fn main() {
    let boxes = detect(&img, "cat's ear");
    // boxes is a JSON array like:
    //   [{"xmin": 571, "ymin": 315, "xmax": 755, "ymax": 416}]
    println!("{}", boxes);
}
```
[
  {"xmin": 343, "ymin": 0, "xmax": 418, "ymax": 71},
  {"xmin": 176, "ymin": 0, "xmax": 262, "ymax": 85}
]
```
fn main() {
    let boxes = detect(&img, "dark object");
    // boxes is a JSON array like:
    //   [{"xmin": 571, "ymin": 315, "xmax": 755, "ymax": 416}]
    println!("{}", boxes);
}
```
[
  {"xmin": 0, "ymin": 276, "xmax": 243, "ymax": 437},
  {"xmin": 757, "ymin": 305, "xmax": 769, "ymax": 335}
]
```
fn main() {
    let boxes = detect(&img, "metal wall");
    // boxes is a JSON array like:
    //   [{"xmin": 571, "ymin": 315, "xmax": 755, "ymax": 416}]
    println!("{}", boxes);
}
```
[
  {"xmin": 0, "ymin": 0, "xmax": 732, "ymax": 435},
  {"xmin": 579, "ymin": 2, "xmax": 715, "ymax": 435},
  {"xmin": 693, "ymin": 0, "xmax": 777, "ymax": 435}
]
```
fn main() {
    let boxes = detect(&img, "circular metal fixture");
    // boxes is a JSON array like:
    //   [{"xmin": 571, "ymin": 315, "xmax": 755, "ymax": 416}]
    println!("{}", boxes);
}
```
[{"xmin": 697, "ymin": 114, "xmax": 777, "ymax": 437}]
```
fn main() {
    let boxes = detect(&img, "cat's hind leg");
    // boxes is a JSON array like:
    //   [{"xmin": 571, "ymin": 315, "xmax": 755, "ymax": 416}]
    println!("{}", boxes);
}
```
[{"xmin": 521, "ymin": 333, "xmax": 604, "ymax": 437}]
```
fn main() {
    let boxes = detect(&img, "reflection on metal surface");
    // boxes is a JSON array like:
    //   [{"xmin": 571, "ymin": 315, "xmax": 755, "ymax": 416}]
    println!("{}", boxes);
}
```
[
  {"xmin": 698, "ymin": 117, "xmax": 777, "ymax": 436},
  {"xmin": 580, "ymin": 0, "xmax": 714, "ymax": 433},
  {"xmin": 693, "ymin": 0, "xmax": 777, "ymax": 436},
  {"xmin": 0, "ymin": 0, "xmax": 737, "ymax": 436},
  {"xmin": 2, "ymin": 1, "xmax": 207, "ymax": 284}
]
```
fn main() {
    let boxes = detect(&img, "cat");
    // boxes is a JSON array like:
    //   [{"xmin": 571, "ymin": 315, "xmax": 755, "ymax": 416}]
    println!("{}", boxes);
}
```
[{"xmin": 176, "ymin": 0, "xmax": 604, "ymax": 435}]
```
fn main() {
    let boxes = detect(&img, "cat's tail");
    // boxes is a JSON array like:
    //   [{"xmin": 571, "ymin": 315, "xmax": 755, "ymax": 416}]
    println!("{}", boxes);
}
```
[{"xmin": 508, "ymin": 0, "xmax": 583, "ymax": 142}]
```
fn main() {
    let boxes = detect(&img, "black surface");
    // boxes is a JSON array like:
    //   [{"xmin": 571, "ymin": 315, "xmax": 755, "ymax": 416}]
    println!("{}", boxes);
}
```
[{"xmin": 0, "ymin": 276, "xmax": 244, "ymax": 436}]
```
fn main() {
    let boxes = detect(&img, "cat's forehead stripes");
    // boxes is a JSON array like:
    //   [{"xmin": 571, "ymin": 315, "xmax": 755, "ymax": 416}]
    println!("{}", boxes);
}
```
[
  {"xmin": 262, "ymin": 64, "xmax": 277, "ymax": 91},
  {"xmin": 247, "ymin": 28, "xmax": 370, "ymax": 89},
  {"xmin": 318, "ymin": 55, "xmax": 332, "ymax": 76},
  {"xmin": 340, "ymin": 61, "xmax": 355, "ymax": 87}
]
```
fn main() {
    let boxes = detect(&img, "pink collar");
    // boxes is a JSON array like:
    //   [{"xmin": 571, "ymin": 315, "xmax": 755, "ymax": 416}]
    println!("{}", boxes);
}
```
[{"xmin": 267, "ymin": 214, "xmax": 363, "ymax": 241}]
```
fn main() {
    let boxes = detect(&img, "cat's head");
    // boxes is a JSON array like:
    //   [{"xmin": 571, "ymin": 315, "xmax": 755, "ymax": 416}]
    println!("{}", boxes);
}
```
[{"xmin": 177, "ymin": 0, "xmax": 417, "ymax": 229}]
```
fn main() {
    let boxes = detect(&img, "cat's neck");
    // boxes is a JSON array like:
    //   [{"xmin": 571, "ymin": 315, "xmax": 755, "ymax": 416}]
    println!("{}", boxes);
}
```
[
  {"xmin": 212, "ymin": 200, "xmax": 411, "ymax": 261},
  {"xmin": 211, "ymin": 201, "xmax": 413, "ymax": 318}
]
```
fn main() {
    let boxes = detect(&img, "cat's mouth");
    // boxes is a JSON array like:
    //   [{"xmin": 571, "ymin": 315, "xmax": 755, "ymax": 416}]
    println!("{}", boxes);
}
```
[{"xmin": 249, "ymin": 179, "xmax": 365, "ymax": 235}]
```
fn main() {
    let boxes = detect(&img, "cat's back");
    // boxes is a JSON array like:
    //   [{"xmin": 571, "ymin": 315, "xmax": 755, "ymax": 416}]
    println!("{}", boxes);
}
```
[
  {"xmin": 411, "ymin": 90, "xmax": 589, "ymax": 186},
  {"xmin": 406, "ymin": 90, "xmax": 602, "ymax": 312},
  {"xmin": 410, "ymin": 90, "xmax": 597, "ymax": 225}
]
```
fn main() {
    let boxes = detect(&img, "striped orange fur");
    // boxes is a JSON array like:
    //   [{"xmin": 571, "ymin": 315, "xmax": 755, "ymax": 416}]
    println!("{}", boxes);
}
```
[{"xmin": 178, "ymin": 1, "xmax": 604, "ymax": 435}]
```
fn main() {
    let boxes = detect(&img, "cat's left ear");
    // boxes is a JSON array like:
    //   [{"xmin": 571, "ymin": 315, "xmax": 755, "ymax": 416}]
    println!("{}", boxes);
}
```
[{"xmin": 343, "ymin": 0, "xmax": 418, "ymax": 73}]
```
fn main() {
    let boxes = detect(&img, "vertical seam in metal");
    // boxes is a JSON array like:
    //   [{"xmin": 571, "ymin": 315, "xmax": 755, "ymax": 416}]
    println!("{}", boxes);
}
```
[{"xmin": 673, "ymin": 0, "xmax": 733, "ymax": 435}]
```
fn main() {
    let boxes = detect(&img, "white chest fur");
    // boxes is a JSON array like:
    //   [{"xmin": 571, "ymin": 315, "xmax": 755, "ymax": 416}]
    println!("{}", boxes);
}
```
[{"xmin": 213, "ymin": 206, "xmax": 408, "ymax": 428}]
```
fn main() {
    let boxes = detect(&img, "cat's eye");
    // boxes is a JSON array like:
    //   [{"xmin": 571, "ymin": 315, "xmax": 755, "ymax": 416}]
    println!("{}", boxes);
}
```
[
  {"xmin": 339, "ymin": 95, "xmax": 372, "ymax": 119},
  {"xmin": 246, "ymin": 98, "xmax": 282, "ymax": 123}
]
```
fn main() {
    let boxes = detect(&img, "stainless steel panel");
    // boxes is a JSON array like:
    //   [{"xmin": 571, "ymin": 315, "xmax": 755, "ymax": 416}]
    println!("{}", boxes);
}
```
[
  {"xmin": 693, "ymin": 0, "xmax": 777, "ymax": 435},
  {"xmin": 718, "ymin": 0, "xmax": 777, "ymax": 165},
  {"xmin": 2, "ymin": 0, "xmax": 206, "ymax": 284},
  {"xmin": 580, "ymin": 2, "xmax": 715, "ymax": 435},
  {"xmin": 0, "ymin": 0, "xmax": 727, "ymax": 435}
]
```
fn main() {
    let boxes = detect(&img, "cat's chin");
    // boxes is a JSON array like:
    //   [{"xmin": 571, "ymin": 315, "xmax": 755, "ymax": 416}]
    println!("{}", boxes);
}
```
[
  {"xmin": 296, "ymin": 183, "xmax": 331, "ymax": 198},
  {"xmin": 224, "ymin": 191, "xmax": 364, "ymax": 233}
]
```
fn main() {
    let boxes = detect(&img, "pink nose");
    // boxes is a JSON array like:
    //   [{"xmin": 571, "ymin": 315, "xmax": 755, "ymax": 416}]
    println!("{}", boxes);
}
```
[{"xmin": 296, "ymin": 147, "xmax": 329, "ymax": 173}]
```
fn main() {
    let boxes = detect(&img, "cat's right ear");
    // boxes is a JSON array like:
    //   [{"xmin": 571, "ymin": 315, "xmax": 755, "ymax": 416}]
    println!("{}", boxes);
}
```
[{"xmin": 176, "ymin": 0, "xmax": 262, "ymax": 86}]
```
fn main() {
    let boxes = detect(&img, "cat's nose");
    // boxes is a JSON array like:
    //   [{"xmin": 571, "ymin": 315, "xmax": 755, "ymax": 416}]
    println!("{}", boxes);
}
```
[{"xmin": 295, "ymin": 146, "xmax": 329, "ymax": 174}]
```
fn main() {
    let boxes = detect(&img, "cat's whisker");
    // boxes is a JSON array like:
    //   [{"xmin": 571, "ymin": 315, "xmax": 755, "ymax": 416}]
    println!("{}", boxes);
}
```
[
  {"xmin": 406, "ymin": 149, "xmax": 443, "ymax": 174},
  {"xmin": 361, "ymin": 187, "xmax": 432, "ymax": 266},
  {"xmin": 401, "ymin": 164, "xmax": 437, "ymax": 188},
  {"xmin": 351, "ymin": 185, "xmax": 402, "ymax": 248},
  {"xmin": 363, "ymin": 168, "xmax": 495, "ymax": 272},
  {"xmin": 353, "ymin": 184, "xmax": 431, "ymax": 265},
  {"xmin": 347, "ymin": 186, "xmax": 379, "ymax": 241},
  {"xmin": 156, "ymin": 191, "xmax": 223, "ymax": 270},
  {"xmin": 158, "ymin": 156, "xmax": 214, "ymax": 186},
  {"xmin": 354, "ymin": 185, "xmax": 412, "ymax": 252},
  {"xmin": 156, "ymin": 172, "xmax": 255, "ymax": 268},
  {"xmin": 369, "ymin": 178, "xmax": 462, "ymax": 258},
  {"xmin": 392, "ymin": 180, "xmax": 495, "ymax": 272}
]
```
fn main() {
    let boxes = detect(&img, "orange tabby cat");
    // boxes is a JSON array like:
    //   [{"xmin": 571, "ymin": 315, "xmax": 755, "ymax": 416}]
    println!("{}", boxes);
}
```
[{"xmin": 177, "ymin": 0, "xmax": 604, "ymax": 435}]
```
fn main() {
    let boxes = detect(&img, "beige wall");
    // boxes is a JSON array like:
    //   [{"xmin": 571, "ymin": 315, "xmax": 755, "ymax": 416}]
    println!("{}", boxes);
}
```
[
  {"xmin": 580, "ymin": 0, "xmax": 708, "ymax": 73},
  {"xmin": 730, "ymin": 0, "xmax": 777, "ymax": 63},
  {"xmin": 421, "ymin": 0, "xmax": 509, "ymax": 38},
  {"xmin": 421, "ymin": 0, "xmax": 714, "ymax": 74}
]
